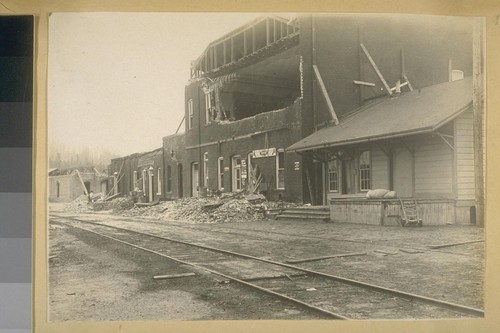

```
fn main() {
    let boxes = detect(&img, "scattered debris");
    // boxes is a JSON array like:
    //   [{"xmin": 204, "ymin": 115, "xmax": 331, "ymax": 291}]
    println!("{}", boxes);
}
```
[{"xmin": 66, "ymin": 191, "xmax": 301, "ymax": 224}]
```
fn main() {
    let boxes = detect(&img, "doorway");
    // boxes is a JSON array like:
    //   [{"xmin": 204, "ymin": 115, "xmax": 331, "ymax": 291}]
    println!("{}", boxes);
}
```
[
  {"xmin": 84, "ymin": 181, "xmax": 91, "ymax": 195},
  {"xmin": 393, "ymin": 148, "xmax": 414, "ymax": 197},
  {"xmin": 191, "ymin": 162, "xmax": 199, "ymax": 197},
  {"xmin": 178, "ymin": 164, "xmax": 183, "ymax": 198}
]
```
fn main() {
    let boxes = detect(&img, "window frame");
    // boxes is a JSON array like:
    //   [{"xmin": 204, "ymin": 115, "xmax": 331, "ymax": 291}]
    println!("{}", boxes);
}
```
[
  {"xmin": 327, "ymin": 159, "xmax": 339, "ymax": 193},
  {"xmin": 187, "ymin": 98, "xmax": 194, "ymax": 129},
  {"xmin": 133, "ymin": 171, "xmax": 137, "ymax": 190},
  {"xmin": 217, "ymin": 157, "xmax": 224, "ymax": 191},
  {"xmin": 232, "ymin": 155, "xmax": 242, "ymax": 191},
  {"xmin": 358, "ymin": 150, "xmax": 371, "ymax": 192},
  {"xmin": 157, "ymin": 168, "xmax": 162, "ymax": 195},
  {"xmin": 142, "ymin": 169, "xmax": 147, "ymax": 194},
  {"xmin": 205, "ymin": 91, "xmax": 212, "ymax": 125},
  {"xmin": 203, "ymin": 152, "xmax": 209, "ymax": 188},
  {"xmin": 276, "ymin": 148, "xmax": 285, "ymax": 190}
]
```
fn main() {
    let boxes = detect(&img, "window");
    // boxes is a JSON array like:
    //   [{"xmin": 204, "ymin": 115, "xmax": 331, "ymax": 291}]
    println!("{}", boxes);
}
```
[
  {"xmin": 276, "ymin": 149, "xmax": 285, "ymax": 190},
  {"xmin": 205, "ymin": 92, "xmax": 213, "ymax": 124},
  {"xmin": 328, "ymin": 159, "xmax": 339, "ymax": 192},
  {"xmin": 157, "ymin": 168, "xmax": 162, "ymax": 195},
  {"xmin": 166, "ymin": 165, "xmax": 172, "ymax": 192},
  {"xmin": 359, "ymin": 150, "xmax": 371, "ymax": 191},
  {"xmin": 133, "ymin": 171, "xmax": 137, "ymax": 190},
  {"xmin": 203, "ymin": 152, "xmax": 209, "ymax": 188},
  {"xmin": 56, "ymin": 181, "xmax": 60, "ymax": 198},
  {"xmin": 232, "ymin": 155, "xmax": 242, "ymax": 191},
  {"xmin": 217, "ymin": 157, "xmax": 224, "ymax": 190},
  {"xmin": 188, "ymin": 99, "xmax": 193, "ymax": 129}
]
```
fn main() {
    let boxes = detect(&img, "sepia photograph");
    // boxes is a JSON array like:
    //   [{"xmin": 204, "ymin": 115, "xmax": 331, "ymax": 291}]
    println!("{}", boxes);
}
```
[{"xmin": 47, "ymin": 12, "xmax": 485, "ymax": 322}]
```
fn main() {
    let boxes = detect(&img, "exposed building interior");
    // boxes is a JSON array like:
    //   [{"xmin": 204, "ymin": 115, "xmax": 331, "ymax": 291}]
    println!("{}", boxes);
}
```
[{"xmin": 191, "ymin": 16, "xmax": 302, "ymax": 122}]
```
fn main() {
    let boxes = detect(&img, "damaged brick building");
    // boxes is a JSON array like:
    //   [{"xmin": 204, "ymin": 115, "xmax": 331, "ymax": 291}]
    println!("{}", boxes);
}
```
[
  {"xmin": 48, "ymin": 167, "xmax": 108, "ymax": 202},
  {"xmin": 108, "ymin": 14, "xmax": 483, "ymax": 224}
]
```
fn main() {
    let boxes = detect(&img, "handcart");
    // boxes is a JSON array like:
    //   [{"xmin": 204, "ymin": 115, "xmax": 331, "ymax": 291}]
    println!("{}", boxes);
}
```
[{"xmin": 398, "ymin": 198, "xmax": 423, "ymax": 227}]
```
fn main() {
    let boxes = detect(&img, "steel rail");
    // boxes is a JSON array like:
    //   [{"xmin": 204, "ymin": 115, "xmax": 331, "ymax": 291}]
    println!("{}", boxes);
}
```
[
  {"xmin": 54, "ymin": 219, "xmax": 348, "ymax": 320},
  {"xmin": 52, "ymin": 215, "xmax": 484, "ymax": 318}
]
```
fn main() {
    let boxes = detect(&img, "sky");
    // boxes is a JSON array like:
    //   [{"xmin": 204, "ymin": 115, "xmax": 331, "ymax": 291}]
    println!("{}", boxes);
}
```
[{"xmin": 48, "ymin": 12, "xmax": 264, "ymax": 157}]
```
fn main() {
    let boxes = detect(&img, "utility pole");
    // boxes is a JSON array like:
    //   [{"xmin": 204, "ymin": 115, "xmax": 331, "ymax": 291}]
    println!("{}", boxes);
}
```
[{"xmin": 473, "ymin": 17, "xmax": 485, "ymax": 226}]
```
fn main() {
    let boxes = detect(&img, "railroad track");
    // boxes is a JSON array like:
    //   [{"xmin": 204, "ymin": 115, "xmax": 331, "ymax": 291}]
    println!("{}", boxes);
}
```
[{"xmin": 50, "ymin": 214, "xmax": 484, "ymax": 320}]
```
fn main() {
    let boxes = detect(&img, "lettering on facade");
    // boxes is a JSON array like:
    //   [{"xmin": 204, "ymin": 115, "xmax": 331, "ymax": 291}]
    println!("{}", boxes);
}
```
[{"xmin": 252, "ymin": 148, "xmax": 277, "ymax": 158}]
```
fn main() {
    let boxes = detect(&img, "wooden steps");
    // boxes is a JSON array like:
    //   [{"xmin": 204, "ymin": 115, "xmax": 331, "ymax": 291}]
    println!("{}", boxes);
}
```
[{"xmin": 275, "ymin": 206, "xmax": 331, "ymax": 222}]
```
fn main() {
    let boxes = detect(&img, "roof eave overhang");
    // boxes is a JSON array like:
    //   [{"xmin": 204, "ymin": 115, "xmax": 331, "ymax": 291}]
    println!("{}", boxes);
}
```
[{"xmin": 287, "ymin": 102, "xmax": 472, "ymax": 153}]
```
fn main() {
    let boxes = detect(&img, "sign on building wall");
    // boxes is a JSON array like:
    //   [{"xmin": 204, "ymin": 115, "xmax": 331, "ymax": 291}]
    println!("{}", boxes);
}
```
[
  {"xmin": 294, "ymin": 161, "xmax": 300, "ymax": 171},
  {"xmin": 252, "ymin": 148, "xmax": 277, "ymax": 158}
]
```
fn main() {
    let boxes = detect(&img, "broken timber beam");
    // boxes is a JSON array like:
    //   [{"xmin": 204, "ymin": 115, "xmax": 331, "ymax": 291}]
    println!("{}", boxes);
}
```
[
  {"xmin": 75, "ymin": 170, "xmax": 89, "ymax": 197},
  {"xmin": 360, "ymin": 43, "xmax": 392, "ymax": 96},
  {"xmin": 353, "ymin": 80, "xmax": 375, "ymax": 87},
  {"xmin": 286, "ymin": 252, "xmax": 367, "ymax": 264},
  {"xmin": 153, "ymin": 272, "xmax": 196, "ymax": 280},
  {"xmin": 312, "ymin": 64, "xmax": 339, "ymax": 125}
]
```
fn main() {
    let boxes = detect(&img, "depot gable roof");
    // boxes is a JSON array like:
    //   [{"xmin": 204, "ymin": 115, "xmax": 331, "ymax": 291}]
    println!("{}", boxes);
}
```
[{"xmin": 287, "ymin": 77, "xmax": 473, "ymax": 152}]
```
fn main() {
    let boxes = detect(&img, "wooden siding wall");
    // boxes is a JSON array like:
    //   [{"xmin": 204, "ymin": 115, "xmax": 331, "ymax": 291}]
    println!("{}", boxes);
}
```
[
  {"xmin": 371, "ymin": 145, "xmax": 390, "ymax": 190},
  {"xmin": 414, "ymin": 136, "xmax": 454, "ymax": 197},
  {"xmin": 454, "ymin": 110, "xmax": 476, "ymax": 200}
]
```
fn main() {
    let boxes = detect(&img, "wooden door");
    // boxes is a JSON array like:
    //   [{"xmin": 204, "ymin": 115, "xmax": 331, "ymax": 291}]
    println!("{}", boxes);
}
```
[{"xmin": 393, "ymin": 148, "xmax": 414, "ymax": 197}]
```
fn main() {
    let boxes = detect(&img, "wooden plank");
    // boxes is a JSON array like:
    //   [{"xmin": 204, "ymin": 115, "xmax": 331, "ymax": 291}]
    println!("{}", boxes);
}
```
[
  {"xmin": 399, "ymin": 249, "xmax": 425, "ymax": 254},
  {"xmin": 374, "ymin": 250, "xmax": 398, "ymax": 255},
  {"xmin": 360, "ymin": 43, "xmax": 392, "ymax": 95},
  {"xmin": 312, "ymin": 65, "xmax": 339, "ymax": 125},
  {"xmin": 103, "ymin": 192, "xmax": 121, "ymax": 202},
  {"xmin": 75, "ymin": 169, "xmax": 89, "ymax": 197},
  {"xmin": 153, "ymin": 272, "xmax": 196, "ymax": 280},
  {"xmin": 428, "ymin": 240, "xmax": 484, "ymax": 249},
  {"xmin": 353, "ymin": 80, "xmax": 375, "ymax": 87},
  {"xmin": 286, "ymin": 252, "xmax": 367, "ymax": 264}
]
